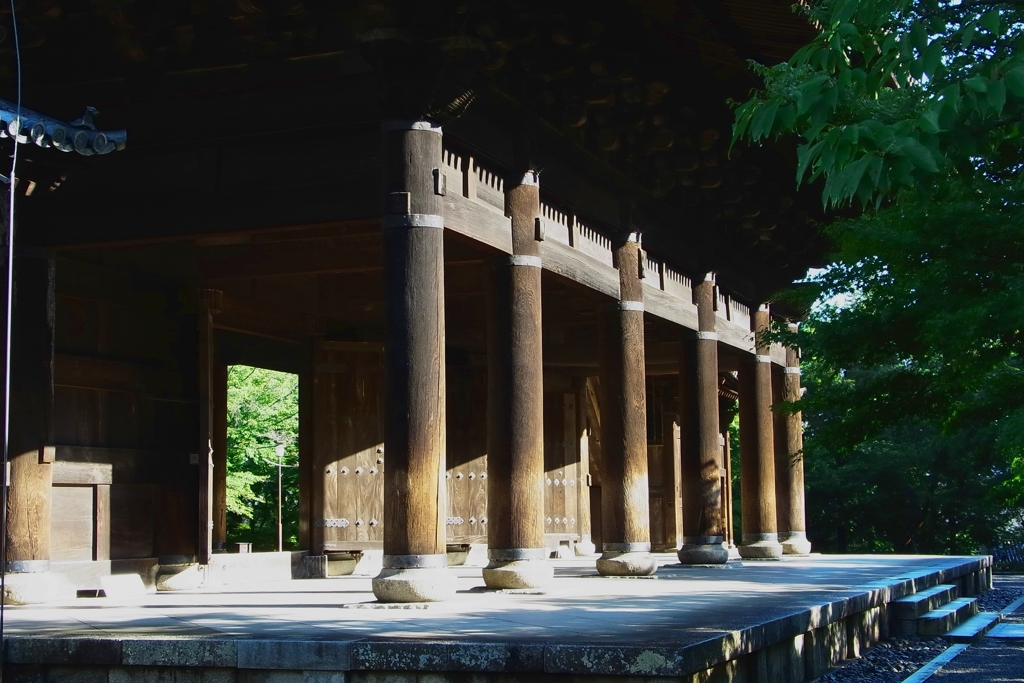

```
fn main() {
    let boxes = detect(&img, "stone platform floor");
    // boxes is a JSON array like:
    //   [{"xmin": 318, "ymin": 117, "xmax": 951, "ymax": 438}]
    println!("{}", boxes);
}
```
[{"xmin": 0, "ymin": 553, "xmax": 992, "ymax": 680}]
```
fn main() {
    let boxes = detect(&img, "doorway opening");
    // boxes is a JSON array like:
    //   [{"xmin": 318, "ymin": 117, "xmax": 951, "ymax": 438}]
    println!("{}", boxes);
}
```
[{"xmin": 226, "ymin": 365, "xmax": 300, "ymax": 552}]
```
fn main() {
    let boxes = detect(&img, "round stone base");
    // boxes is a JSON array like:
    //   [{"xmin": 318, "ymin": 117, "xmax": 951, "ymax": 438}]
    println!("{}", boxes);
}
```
[
  {"xmin": 574, "ymin": 537, "xmax": 597, "ymax": 556},
  {"xmin": 596, "ymin": 551, "xmax": 657, "ymax": 577},
  {"xmin": 738, "ymin": 540, "xmax": 784, "ymax": 559},
  {"xmin": 782, "ymin": 532, "xmax": 812, "ymax": 556},
  {"xmin": 482, "ymin": 559, "xmax": 553, "ymax": 590},
  {"xmin": 372, "ymin": 566, "xmax": 455, "ymax": 603},
  {"xmin": 3, "ymin": 572, "xmax": 73, "ymax": 605},
  {"xmin": 156, "ymin": 563, "xmax": 204, "ymax": 591},
  {"xmin": 677, "ymin": 543, "xmax": 730, "ymax": 565}
]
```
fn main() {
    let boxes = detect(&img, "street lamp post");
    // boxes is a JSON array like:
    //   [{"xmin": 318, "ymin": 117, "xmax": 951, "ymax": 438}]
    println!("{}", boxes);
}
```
[{"xmin": 275, "ymin": 443, "xmax": 285, "ymax": 553}]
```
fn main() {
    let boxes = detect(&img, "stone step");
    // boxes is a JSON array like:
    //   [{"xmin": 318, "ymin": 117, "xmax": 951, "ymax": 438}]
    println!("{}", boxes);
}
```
[
  {"xmin": 891, "ymin": 583, "xmax": 960, "ymax": 620},
  {"xmin": 943, "ymin": 611, "xmax": 1001, "ymax": 643},
  {"xmin": 917, "ymin": 597, "xmax": 979, "ymax": 636}
]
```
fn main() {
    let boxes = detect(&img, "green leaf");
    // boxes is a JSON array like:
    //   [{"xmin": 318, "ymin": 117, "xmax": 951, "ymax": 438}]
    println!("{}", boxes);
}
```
[
  {"xmin": 1004, "ymin": 67, "xmax": 1024, "ymax": 97},
  {"xmin": 981, "ymin": 10, "xmax": 1001, "ymax": 35},
  {"xmin": 961, "ymin": 22, "xmax": 977, "ymax": 47},
  {"xmin": 922, "ymin": 41, "xmax": 943, "ymax": 79},
  {"xmin": 964, "ymin": 77, "xmax": 988, "ymax": 93},
  {"xmin": 919, "ymin": 109, "xmax": 940, "ymax": 134},
  {"xmin": 750, "ymin": 100, "xmax": 780, "ymax": 140},
  {"xmin": 894, "ymin": 137, "xmax": 939, "ymax": 173},
  {"xmin": 833, "ymin": 0, "xmax": 859, "ymax": 26},
  {"xmin": 937, "ymin": 103, "xmax": 958, "ymax": 130},
  {"xmin": 988, "ymin": 78, "xmax": 1007, "ymax": 115},
  {"xmin": 910, "ymin": 23, "xmax": 928, "ymax": 53}
]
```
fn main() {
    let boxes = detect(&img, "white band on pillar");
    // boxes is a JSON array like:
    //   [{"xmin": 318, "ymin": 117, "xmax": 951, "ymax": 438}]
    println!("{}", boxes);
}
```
[
  {"xmin": 785, "ymin": 366, "xmax": 801, "ymax": 375},
  {"xmin": 619, "ymin": 301, "xmax": 644, "ymax": 312},
  {"xmin": 382, "ymin": 214, "xmax": 444, "ymax": 229},
  {"xmin": 381, "ymin": 120, "xmax": 443, "ymax": 134},
  {"xmin": 517, "ymin": 171, "xmax": 540, "ymax": 187},
  {"xmin": 756, "ymin": 354, "xmax": 773, "ymax": 363},
  {"xmin": 625, "ymin": 232, "xmax": 641, "ymax": 242},
  {"xmin": 696, "ymin": 331, "xmax": 718, "ymax": 340},
  {"xmin": 508, "ymin": 255, "xmax": 542, "ymax": 268}
]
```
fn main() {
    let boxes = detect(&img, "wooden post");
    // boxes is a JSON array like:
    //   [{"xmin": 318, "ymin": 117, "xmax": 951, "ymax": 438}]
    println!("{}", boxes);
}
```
[
  {"xmin": 484, "ymin": 168, "xmax": 552, "ymax": 589},
  {"xmin": 662, "ymin": 413, "xmax": 682, "ymax": 551},
  {"xmin": 781, "ymin": 323, "xmax": 811, "ymax": 554},
  {"xmin": 574, "ymin": 379, "xmax": 596, "ymax": 555},
  {"xmin": 197, "ymin": 289, "xmax": 221, "ymax": 566},
  {"xmin": 596, "ymin": 232, "xmax": 655, "ymax": 576},
  {"xmin": 678, "ymin": 274, "xmax": 728, "ymax": 563},
  {"xmin": 5, "ymin": 253, "xmax": 54, "ymax": 576},
  {"xmin": 372, "ymin": 118, "xmax": 453, "ymax": 602},
  {"xmin": 737, "ymin": 305, "xmax": 782, "ymax": 559},
  {"xmin": 298, "ymin": 352, "xmax": 313, "ymax": 551},
  {"xmin": 772, "ymin": 364, "xmax": 790, "ymax": 542},
  {"xmin": 212, "ymin": 362, "xmax": 228, "ymax": 553}
]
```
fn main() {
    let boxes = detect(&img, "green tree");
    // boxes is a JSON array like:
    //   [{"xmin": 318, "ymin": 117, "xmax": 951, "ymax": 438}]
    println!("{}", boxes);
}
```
[
  {"xmin": 733, "ymin": 0, "xmax": 1024, "ymax": 208},
  {"xmin": 226, "ymin": 365, "xmax": 300, "ymax": 551},
  {"xmin": 732, "ymin": 0, "xmax": 1024, "ymax": 552}
]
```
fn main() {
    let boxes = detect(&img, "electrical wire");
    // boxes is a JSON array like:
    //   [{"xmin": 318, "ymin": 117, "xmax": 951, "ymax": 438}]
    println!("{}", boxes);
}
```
[{"xmin": 1, "ymin": 0, "xmax": 23, "ymax": 645}]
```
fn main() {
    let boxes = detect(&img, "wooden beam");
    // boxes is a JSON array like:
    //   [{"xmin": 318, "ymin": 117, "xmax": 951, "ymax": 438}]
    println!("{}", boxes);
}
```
[{"xmin": 52, "ymin": 461, "xmax": 113, "ymax": 486}]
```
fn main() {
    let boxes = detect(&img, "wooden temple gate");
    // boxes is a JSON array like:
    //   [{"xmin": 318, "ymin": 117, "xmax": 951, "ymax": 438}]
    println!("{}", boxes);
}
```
[{"xmin": 0, "ymin": 0, "xmax": 822, "ymax": 603}]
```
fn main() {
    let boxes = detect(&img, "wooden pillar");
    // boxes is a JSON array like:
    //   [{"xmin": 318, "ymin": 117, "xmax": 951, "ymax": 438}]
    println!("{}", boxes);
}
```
[
  {"xmin": 297, "ymin": 353, "xmax": 313, "ymax": 551},
  {"xmin": 781, "ymin": 324, "xmax": 811, "ymax": 554},
  {"xmin": 197, "ymin": 289, "xmax": 221, "ymax": 566},
  {"xmin": 372, "ymin": 118, "xmax": 453, "ymax": 602},
  {"xmin": 484, "ymin": 169, "xmax": 551, "ymax": 589},
  {"xmin": 596, "ymin": 232, "xmax": 655, "ymax": 576},
  {"xmin": 737, "ymin": 305, "xmax": 782, "ymax": 558},
  {"xmin": 574, "ymin": 379, "xmax": 596, "ymax": 555},
  {"xmin": 212, "ymin": 362, "xmax": 228, "ymax": 553},
  {"xmin": 772, "ymin": 364, "xmax": 790, "ymax": 542},
  {"xmin": 662, "ymin": 413, "xmax": 682, "ymax": 551},
  {"xmin": 678, "ymin": 275, "xmax": 728, "ymax": 564},
  {"xmin": 5, "ymin": 253, "xmax": 54, "ymax": 576}
]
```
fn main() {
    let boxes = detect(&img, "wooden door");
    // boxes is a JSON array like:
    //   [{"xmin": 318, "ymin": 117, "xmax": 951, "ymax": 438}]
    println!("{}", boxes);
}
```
[
  {"xmin": 445, "ymin": 366, "xmax": 488, "ymax": 543},
  {"xmin": 311, "ymin": 340, "xmax": 385, "ymax": 552}
]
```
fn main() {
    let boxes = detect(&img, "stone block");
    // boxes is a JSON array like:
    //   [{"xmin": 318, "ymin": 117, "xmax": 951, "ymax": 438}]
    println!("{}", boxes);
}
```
[
  {"xmin": 847, "ymin": 607, "xmax": 883, "ymax": 659},
  {"xmin": 3, "ymin": 572, "xmax": 76, "ymax": 605},
  {"xmin": 2, "ymin": 664, "xmax": 45, "ymax": 683},
  {"xmin": 238, "ymin": 640, "xmax": 350, "ymax": 671},
  {"xmin": 6, "ymin": 637, "xmax": 123, "ymax": 666},
  {"xmin": 238, "ymin": 671, "xmax": 304, "ymax": 683},
  {"xmin": 121, "ymin": 639, "xmax": 237, "ymax": 668},
  {"xmin": 544, "ymin": 644, "xmax": 684, "ymax": 677},
  {"xmin": 109, "ymin": 667, "xmax": 175, "ymax": 683},
  {"xmin": 44, "ymin": 666, "xmax": 110, "ymax": 683},
  {"xmin": 170, "ymin": 669, "xmax": 237, "ymax": 683},
  {"xmin": 802, "ymin": 621, "xmax": 845, "ymax": 681},
  {"xmin": 303, "ymin": 673, "xmax": 346, "ymax": 683},
  {"xmin": 350, "ymin": 642, "xmax": 447, "ymax": 672},
  {"xmin": 763, "ymin": 635, "xmax": 802, "ymax": 683},
  {"xmin": 348, "ymin": 673, "xmax": 418, "ymax": 683},
  {"xmin": 447, "ymin": 642, "xmax": 544, "ymax": 673}
]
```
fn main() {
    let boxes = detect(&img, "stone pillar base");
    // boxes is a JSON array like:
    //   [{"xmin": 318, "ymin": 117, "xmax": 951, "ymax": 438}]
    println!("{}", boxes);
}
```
[
  {"xmin": 156, "ymin": 563, "xmax": 205, "ymax": 591},
  {"xmin": 483, "ymin": 559, "xmax": 553, "ymax": 590},
  {"xmin": 678, "ymin": 536, "xmax": 730, "ymax": 564},
  {"xmin": 3, "ymin": 571, "xmax": 73, "ymax": 605},
  {"xmin": 781, "ymin": 531, "xmax": 812, "ymax": 556},
  {"xmin": 596, "ymin": 549, "xmax": 657, "ymax": 576},
  {"xmin": 738, "ymin": 534, "xmax": 784, "ymax": 559},
  {"xmin": 372, "ymin": 556, "xmax": 454, "ymax": 602},
  {"xmin": 575, "ymin": 534, "xmax": 597, "ymax": 556}
]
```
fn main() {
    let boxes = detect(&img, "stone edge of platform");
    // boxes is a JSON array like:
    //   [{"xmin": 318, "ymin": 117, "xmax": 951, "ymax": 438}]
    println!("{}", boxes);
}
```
[{"xmin": 1, "ymin": 556, "xmax": 992, "ymax": 679}]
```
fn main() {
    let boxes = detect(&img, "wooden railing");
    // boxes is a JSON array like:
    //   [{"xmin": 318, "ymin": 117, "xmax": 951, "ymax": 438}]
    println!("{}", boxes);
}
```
[{"xmin": 440, "ymin": 149, "xmax": 782, "ymax": 362}]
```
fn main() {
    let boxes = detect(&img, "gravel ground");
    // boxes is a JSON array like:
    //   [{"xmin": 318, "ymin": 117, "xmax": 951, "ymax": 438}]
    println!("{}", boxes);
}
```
[{"xmin": 813, "ymin": 574, "xmax": 1024, "ymax": 683}]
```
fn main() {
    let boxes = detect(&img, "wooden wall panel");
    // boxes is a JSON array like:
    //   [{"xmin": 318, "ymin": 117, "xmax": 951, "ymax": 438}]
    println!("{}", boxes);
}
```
[
  {"xmin": 312, "ymin": 342, "xmax": 385, "ymax": 551},
  {"xmin": 543, "ymin": 391, "xmax": 580, "ymax": 545},
  {"xmin": 51, "ymin": 486, "xmax": 94, "ymax": 562},
  {"xmin": 446, "ymin": 366, "xmax": 487, "ymax": 544},
  {"xmin": 110, "ymin": 485, "xmax": 156, "ymax": 559}
]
